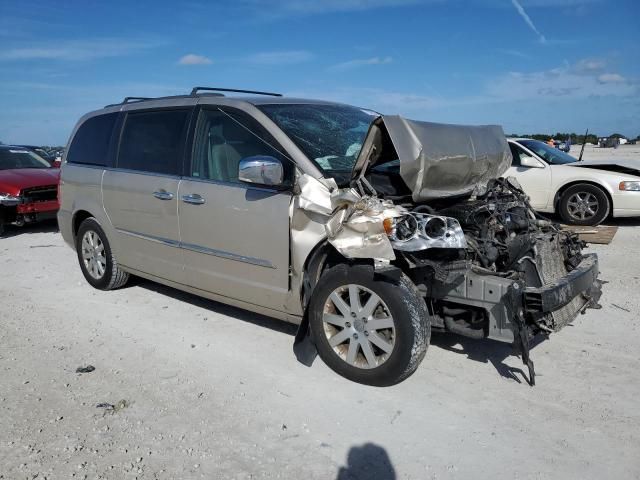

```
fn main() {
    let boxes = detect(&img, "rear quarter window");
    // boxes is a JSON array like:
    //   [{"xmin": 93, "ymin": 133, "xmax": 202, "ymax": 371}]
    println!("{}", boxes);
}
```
[{"xmin": 66, "ymin": 113, "xmax": 118, "ymax": 166}]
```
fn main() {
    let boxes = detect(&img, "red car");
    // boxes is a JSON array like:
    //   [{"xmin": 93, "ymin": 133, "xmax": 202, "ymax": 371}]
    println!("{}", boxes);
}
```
[{"xmin": 0, "ymin": 145, "xmax": 60, "ymax": 236}]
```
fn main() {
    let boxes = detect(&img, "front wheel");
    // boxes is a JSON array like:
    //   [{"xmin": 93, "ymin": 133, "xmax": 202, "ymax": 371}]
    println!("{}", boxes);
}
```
[
  {"xmin": 558, "ymin": 183, "xmax": 610, "ymax": 226},
  {"xmin": 308, "ymin": 264, "xmax": 430, "ymax": 386}
]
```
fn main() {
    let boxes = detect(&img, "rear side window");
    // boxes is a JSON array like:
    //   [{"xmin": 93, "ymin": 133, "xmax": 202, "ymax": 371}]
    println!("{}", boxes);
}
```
[
  {"xmin": 66, "ymin": 113, "xmax": 118, "ymax": 166},
  {"xmin": 117, "ymin": 109, "xmax": 190, "ymax": 175}
]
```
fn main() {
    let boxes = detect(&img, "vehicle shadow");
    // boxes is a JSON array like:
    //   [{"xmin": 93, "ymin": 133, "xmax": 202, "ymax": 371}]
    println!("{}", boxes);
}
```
[
  {"xmin": 134, "ymin": 278, "xmax": 298, "ymax": 337},
  {"xmin": 336, "ymin": 443, "xmax": 396, "ymax": 480},
  {"xmin": 136, "ymin": 278, "xmax": 544, "ymax": 383},
  {"xmin": 0, "ymin": 219, "xmax": 59, "ymax": 239},
  {"xmin": 430, "ymin": 331, "xmax": 545, "ymax": 385}
]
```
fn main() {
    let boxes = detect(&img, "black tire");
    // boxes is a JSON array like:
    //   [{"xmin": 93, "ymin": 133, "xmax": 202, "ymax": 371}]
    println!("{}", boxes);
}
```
[
  {"xmin": 76, "ymin": 218, "xmax": 129, "ymax": 290},
  {"xmin": 558, "ymin": 183, "xmax": 610, "ymax": 226},
  {"xmin": 308, "ymin": 264, "xmax": 430, "ymax": 386}
]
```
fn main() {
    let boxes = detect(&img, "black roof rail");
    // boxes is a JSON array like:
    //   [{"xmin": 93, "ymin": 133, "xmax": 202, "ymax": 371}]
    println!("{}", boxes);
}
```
[
  {"xmin": 123, "ymin": 96, "xmax": 153, "ymax": 103},
  {"xmin": 104, "ymin": 96, "xmax": 154, "ymax": 108},
  {"xmin": 190, "ymin": 86, "xmax": 283, "ymax": 97}
]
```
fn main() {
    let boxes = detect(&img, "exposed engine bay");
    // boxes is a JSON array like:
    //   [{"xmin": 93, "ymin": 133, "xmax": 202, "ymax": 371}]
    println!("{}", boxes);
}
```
[{"xmin": 391, "ymin": 178, "xmax": 602, "ymax": 351}]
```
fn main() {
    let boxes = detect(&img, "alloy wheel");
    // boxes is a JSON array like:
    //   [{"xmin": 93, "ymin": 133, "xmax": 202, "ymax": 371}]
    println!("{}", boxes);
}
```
[
  {"xmin": 322, "ymin": 284, "xmax": 396, "ymax": 369},
  {"xmin": 81, "ymin": 230, "xmax": 107, "ymax": 280},
  {"xmin": 567, "ymin": 192, "xmax": 599, "ymax": 221}
]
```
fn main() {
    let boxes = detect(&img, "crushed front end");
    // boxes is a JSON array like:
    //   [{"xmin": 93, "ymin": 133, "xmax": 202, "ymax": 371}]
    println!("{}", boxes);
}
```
[
  {"xmin": 295, "ymin": 114, "xmax": 602, "ymax": 385},
  {"xmin": 391, "ymin": 178, "xmax": 602, "ymax": 384}
]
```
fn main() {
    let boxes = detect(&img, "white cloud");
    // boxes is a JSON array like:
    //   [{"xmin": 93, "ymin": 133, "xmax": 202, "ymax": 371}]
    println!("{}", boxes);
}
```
[
  {"xmin": 0, "ymin": 38, "xmax": 165, "ymax": 61},
  {"xmin": 329, "ymin": 56, "xmax": 393, "ymax": 71},
  {"xmin": 597, "ymin": 73, "xmax": 626, "ymax": 84},
  {"xmin": 247, "ymin": 50, "xmax": 313, "ymax": 65},
  {"xmin": 486, "ymin": 63, "xmax": 636, "ymax": 100},
  {"xmin": 510, "ymin": 0, "xmax": 547, "ymax": 43},
  {"xmin": 573, "ymin": 58, "xmax": 606, "ymax": 73},
  {"xmin": 178, "ymin": 54, "xmax": 213, "ymax": 65}
]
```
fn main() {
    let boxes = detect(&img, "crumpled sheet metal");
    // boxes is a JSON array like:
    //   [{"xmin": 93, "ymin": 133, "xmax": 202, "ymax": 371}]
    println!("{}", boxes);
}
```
[
  {"xmin": 295, "ymin": 174, "xmax": 404, "ymax": 261},
  {"xmin": 382, "ymin": 116, "xmax": 512, "ymax": 201},
  {"xmin": 297, "ymin": 173, "xmax": 336, "ymax": 216},
  {"xmin": 330, "ymin": 196, "xmax": 406, "ymax": 261}
]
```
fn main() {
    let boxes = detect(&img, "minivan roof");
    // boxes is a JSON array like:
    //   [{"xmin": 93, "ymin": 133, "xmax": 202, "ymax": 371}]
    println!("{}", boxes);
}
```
[{"xmin": 103, "ymin": 87, "xmax": 347, "ymax": 109}]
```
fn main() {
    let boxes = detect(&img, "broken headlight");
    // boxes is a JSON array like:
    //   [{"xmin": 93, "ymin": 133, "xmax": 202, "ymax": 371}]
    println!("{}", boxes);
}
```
[{"xmin": 385, "ymin": 213, "xmax": 466, "ymax": 251}]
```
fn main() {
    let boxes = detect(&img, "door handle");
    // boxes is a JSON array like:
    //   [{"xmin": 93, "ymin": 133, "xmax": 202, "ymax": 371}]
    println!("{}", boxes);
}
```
[
  {"xmin": 153, "ymin": 190, "xmax": 174, "ymax": 200},
  {"xmin": 181, "ymin": 193, "xmax": 205, "ymax": 205}
]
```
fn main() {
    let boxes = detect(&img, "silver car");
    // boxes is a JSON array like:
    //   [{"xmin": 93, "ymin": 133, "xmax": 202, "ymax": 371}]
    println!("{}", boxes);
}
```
[{"xmin": 59, "ymin": 87, "xmax": 602, "ymax": 386}]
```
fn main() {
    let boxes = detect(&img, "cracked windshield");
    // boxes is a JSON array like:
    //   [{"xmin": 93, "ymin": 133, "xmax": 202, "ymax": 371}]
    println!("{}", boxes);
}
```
[{"xmin": 258, "ymin": 104, "xmax": 378, "ymax": 177}]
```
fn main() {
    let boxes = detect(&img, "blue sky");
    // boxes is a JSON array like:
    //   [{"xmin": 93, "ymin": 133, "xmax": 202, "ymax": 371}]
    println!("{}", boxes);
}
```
[{"xmin": 0, "ymin": 0, "xmax": 638, "ymax": 145}]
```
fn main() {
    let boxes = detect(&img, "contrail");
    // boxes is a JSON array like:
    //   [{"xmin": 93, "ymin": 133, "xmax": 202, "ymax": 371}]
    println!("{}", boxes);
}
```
[{"xmin": 511, "ymin": 0, "xmax": 547, "ymax": 44}]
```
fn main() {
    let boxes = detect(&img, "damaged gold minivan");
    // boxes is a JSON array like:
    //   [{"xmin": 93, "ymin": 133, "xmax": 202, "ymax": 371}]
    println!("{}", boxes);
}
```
[{"xmin": 59, "ymin": 87, "xmax": 602, "ymax": 386}]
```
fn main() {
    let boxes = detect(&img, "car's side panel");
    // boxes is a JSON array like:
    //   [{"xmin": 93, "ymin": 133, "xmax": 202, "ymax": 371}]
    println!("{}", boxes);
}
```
[
  {"xmin": 505, "ymin": 163, "xmax": 552, "ymax": 209},
  {"xmin": 58, "ymin": 164, "xmax": 109, "ymax": 249},
  {"xmin": 611, "ymin": 192, "xmax": 640, "ymax": 217},
  {"xmin": 178, "ymin": 178, "xmax": 292, "ymax": 312},
  {"xmin": 102, "ymin": 170, "xmax": 184, "ymax": 283},
  {"xmin": 506, "ymin": 142, "xmax": 553, "ymax": 209},
  {"xmin": 123, "ymin": 264, "xmax": 302, "ymax": 325}
]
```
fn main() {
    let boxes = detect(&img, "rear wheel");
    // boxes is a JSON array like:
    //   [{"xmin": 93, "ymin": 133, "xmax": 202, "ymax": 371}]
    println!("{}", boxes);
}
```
[
  {"xmin": 76, "ymin": 218, "xmax": 129, "ymax": 290},
  {"xmin": 308, "ymin": 264, "xmax": 430, "ymax": 386},
  {"xmin": 559, "ymin": 183, "xmax": 610, "ymax": 226}
]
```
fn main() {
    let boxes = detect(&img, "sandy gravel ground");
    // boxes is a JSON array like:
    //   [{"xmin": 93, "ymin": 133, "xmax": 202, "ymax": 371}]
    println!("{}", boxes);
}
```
[{"xmin": 1, "ymin": 150, "xmax": 640, "ymax": 479}]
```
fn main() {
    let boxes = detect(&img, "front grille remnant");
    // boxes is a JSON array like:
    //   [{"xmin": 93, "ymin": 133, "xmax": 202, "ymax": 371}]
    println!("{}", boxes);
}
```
[
  {"xmin": 21, "ymin": 185, "xmax": 58, "ymax": 203},
  {"xmin": 535, "ymin": 236, "xmax": 588, "ymax": 331}
]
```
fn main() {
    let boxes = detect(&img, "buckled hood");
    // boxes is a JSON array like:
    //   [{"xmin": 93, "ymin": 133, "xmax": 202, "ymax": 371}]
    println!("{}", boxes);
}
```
[{"xmin": 352, "ymin": 115, "xmax": 513, "ymax": 201}]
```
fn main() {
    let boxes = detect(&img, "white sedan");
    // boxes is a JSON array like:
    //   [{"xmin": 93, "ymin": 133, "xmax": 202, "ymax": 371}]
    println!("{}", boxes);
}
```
[{"xmin": 506, "ymin": 139, "xmax": 640, "ymax": 225}]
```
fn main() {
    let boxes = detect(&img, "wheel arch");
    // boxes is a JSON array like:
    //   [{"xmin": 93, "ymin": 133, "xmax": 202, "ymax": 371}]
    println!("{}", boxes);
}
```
[
  {"xmin": 300, "ymin": 241, "xmax": 358, "ymax": 313},
  {"xmin": 293, "ymin": 240, "xmax": 376, "ymax": 366},
  {"xmin": 553, "ymin": 180, "xmax": 614, "ymax": 213},
  {"xmin": 72, "ymin": 209, "xmax": 97, "ymax": 240}
]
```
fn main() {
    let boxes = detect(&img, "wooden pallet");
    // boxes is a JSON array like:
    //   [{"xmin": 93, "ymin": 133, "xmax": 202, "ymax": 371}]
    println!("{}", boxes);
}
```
[{"xmin": 560, "ymin": 224, "xmax": 618, "ymax": 244}]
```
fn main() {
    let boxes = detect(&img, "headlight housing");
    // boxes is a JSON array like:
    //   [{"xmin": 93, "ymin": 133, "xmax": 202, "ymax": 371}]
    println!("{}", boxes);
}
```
[
  {"xmin": 0, "ymin": 192, "xmax": 20, "ymax": 206},
  {"xmin": 619, "ymin": 181, "xmax": 640, "ymax": 191},
  {"xmin": 385, "ymin": 213, "xmax": 467, "ymax": 251}
]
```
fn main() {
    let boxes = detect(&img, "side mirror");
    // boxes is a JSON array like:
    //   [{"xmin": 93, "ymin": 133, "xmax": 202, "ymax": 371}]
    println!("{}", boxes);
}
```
[
  {"xmin": 520, "ymin": 156, "xmax": 545, "ymax": 169},
  {"xmin": 238, "ymin": 155, "xmax": 284, "ymax": 187}
]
